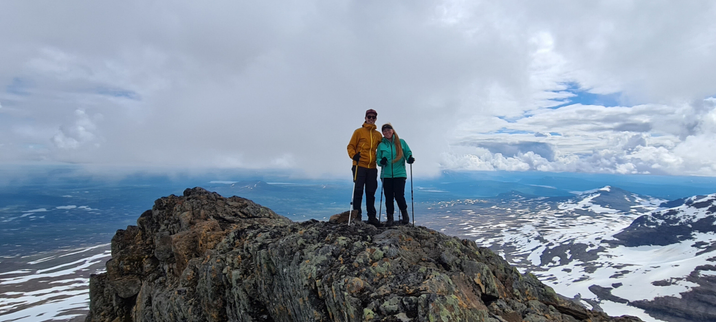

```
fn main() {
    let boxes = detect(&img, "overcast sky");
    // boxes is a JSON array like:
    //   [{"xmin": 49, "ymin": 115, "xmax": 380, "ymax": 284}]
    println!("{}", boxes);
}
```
[{"xmin": 1, "ymin": 0, "xmax": 715, "ymax": 178}]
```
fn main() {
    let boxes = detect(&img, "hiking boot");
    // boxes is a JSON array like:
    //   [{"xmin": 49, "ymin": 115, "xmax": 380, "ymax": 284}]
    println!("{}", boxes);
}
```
[
  {"xmin": 400, "ymin": 209, "xmax": 410, "ymax": 225},
  {"xmin": 367, "ymin": 215, "xmax": 381, "ymax": 226},
  {"xmin": 386, "ymin": 214, "xmax": 394, "ymax": 227}
]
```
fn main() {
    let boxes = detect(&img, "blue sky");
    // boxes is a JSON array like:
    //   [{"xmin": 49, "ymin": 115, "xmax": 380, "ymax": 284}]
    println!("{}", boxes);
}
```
[
  {"xmin": 1, "ymin": 1, "xmax": 716, "ymax": 177},
  {"xmin": 552, "ymin": 83, "xmax": 621, "ymax": 108}
]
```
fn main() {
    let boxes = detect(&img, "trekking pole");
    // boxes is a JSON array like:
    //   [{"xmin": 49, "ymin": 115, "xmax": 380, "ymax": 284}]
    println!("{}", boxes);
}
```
[
  {"xmin": 378, "ymin": 178, "xmax": 384, "ymax": 222},
  {"xmin": 410, "ymin": 163, "xmax": 414, "ymax": 226},
  {"xmin": 390, "ymin": 143, "xmax": 397, "ymax": 224},
  {"xmin": 348, "ymin": 164, "xmax": 358, "ymax": 226}
]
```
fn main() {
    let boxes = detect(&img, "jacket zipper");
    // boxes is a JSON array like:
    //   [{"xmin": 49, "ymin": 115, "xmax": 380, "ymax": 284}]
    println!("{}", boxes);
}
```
[
  {"xmin": 390, "ymin": 139, "xmax": 394, "ymax": 178},
  {"xmin": 369, "ymin": 128, "xmax": 373, "ymax": 166}
]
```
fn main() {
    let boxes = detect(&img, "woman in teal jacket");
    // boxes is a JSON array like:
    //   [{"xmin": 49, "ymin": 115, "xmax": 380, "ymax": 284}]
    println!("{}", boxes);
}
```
[{"xmin": 377, "ymin": 123, "xmax": 414, "ymax": 225}]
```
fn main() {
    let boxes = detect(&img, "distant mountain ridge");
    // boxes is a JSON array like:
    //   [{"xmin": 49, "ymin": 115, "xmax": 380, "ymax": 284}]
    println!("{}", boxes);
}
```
[
  {"xmin": 4, "ymin": 173, "xmax": 716, "ymax": 322},
  {"xmin": 436, "ymin": 185, "xmax": 716, "ymax": 322},
  {"xmin": 615, "ymin": 193, "xmax": 716, "ymax": 246}
]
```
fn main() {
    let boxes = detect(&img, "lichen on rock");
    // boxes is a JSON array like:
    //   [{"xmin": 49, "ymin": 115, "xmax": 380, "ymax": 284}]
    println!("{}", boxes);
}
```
[{"xmin": 86, "ymin": 187, "xmax": 641, "ymax": 322}]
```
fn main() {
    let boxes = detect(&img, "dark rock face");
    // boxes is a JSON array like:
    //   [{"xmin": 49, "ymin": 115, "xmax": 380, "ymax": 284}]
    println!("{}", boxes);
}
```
[
  {"xmin": 583, "ymin": 186, "xmax": 643, "ymax": 213},
  {"xmin": 614, "ymin": 193, "xmax": 716, "ymax": 247},
  {"xmin": 86, "ymin": 187, "xmax": 641, "ymax": 322},
  {"xmin": 629, "ymin": 264, "xmax": 716, "ymax": 322}
]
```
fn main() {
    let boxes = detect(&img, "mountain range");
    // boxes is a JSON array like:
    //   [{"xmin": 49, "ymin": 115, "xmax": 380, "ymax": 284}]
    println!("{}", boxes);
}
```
[
  {"xmin": 427, "ymin": 186, "xmax": 716, "ymax": 322},
  {"xmin": 2, "ymin": 170, "xmax": 716, "ymax": 321}
]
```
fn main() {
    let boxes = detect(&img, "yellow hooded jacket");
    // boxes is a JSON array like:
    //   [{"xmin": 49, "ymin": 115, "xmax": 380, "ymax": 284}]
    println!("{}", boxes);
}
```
[{"xmin": 347, "ymin": 122, "xmax": 382, "ymax": 169}]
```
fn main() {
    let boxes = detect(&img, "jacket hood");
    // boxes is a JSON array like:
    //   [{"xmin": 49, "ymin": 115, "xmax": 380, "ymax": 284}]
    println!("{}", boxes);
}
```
[{"xmin": 362, "ymin": 122, "xmax": 377, "ymax": 131}]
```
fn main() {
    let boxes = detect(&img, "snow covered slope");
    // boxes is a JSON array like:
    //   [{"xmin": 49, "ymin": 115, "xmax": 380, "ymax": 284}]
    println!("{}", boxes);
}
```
[
  {"xmin": 615, "ymin": 193, "xmax": 716, "ymax": 246},
  {"xmin": 0, "ymin": 244, "xmax": 110, "ymax": 322},
  {"xmin": 427, "ymin": 187, "xmax": 716, "ymax": 322}
]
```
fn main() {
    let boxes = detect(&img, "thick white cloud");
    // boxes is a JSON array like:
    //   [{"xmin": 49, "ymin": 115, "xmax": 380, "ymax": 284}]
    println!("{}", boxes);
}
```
[
  {"xmin": 51, "ymin": 109, "xmax": 102, "ymax": 151},
  {"xmin": 448, "ymin": 98, "xmax": 716, "ymax": 175},
  {"xmin": 1, "ymin": 0, "xmax": 716, "ymax": 177}
]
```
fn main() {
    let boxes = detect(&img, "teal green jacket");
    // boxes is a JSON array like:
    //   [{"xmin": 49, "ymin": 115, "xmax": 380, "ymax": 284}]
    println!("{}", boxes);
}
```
[{"xmin": 376, "ymin": 137, "xmax": 412, "ymax": 179}]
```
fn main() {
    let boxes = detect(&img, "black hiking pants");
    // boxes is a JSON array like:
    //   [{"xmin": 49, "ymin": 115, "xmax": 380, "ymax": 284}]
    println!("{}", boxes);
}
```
[
  {"xmin": 352, "ymin": 166, "xmax": 377, "ymax": 218},
  {"xmin": 383, "ymin": 177, "xmax": 407, "ymax": 220}
]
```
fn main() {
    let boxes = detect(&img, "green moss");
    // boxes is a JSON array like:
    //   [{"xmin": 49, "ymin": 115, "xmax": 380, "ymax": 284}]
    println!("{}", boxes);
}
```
[
  {"xmin": 353, "ymin": 241, "xmax": 366, "ymax": 252},
  {"xmin": 433, "ymin": 295, "xmax": 463, "ymax": 322},
  {"xmin": 354, "ymin": 251, "xmax": 371, "ymax": 267},
  {"xmin": 336, "ymin": 236, "xmax": 349, "ymax": 247},
  {"xmin": 371, "ymin": 249, "xmax": 384, "ymax": 261},
  {"xmin": 380, "ymin": 297, "xmax": 401, "ymax": 315},
  {"xmin": 363, "ymin": 308, "xmax": 375, "ymax": 321},
  {"xmin": 544, "ymin": 285, "xmax": 557, "ymax": 296},
  {"xmin": 371, "ymin": 262, "xmax": 388, "ymax": 275},
  {"xmin": 299, "ymin": 253, "xmax": 328, "ymax": 279}
]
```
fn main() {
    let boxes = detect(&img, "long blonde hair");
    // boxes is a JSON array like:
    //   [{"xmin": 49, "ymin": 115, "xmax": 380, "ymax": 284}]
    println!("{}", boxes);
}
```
[{"xmin": 382, "ymin": 123, "xmax": 403, "ymax": 163}]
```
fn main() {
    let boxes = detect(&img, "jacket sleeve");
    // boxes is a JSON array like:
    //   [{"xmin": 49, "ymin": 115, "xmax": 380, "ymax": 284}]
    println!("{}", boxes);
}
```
[
  {"xmin": 376, "ymin": 142, "xmax": 385, "ymax": 167},
  {"xmin": 347, "ymin": 130, "xmax": 360, "ymax": 159},
  {"xmin": 371, "ymin": 131, "xmax": 382, "ymax": 163},
  {"xmin": 401, "ymin": 139, "xmax": 412, "ymax": 160}
]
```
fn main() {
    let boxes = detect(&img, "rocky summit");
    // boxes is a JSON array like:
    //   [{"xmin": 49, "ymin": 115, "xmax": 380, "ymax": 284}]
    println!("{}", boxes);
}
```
[{"xmin": 85, "ymin": 187, "xmax": 641, "ymax": 322}]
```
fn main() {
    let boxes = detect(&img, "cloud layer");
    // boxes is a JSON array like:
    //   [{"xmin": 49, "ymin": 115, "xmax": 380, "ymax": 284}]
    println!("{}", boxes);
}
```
[{"xmin": 1, "ymin": 0, "xmax": 715, "ymax": 177}]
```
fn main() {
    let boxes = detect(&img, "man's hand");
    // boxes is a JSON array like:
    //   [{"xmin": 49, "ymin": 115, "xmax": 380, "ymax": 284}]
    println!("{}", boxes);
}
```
[
  {"xmin": 380, "ymin": 157, "xmax": 388, "ymax": 166},
  {"xmin": 352, "ymin": 153, "xmax": 361, "ymax": 162},
  {"xmin": 407, "ymin": 156, "xmax": 415, "ymax": 164}
]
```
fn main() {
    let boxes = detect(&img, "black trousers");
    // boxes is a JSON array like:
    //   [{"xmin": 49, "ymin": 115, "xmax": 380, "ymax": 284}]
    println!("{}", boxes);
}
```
[
  {"xmin": 383, "ymin": 177, "xmax": 407, "ymax": 220},
  {"xmin": 352, "ymin": 166, "xmax": 377, "ymax": 217}
]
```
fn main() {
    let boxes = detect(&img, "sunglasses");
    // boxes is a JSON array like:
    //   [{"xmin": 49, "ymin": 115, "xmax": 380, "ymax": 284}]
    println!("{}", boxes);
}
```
[{"xmin": 366, "ymin": 115, "xmax": 377, "ymax": 119}]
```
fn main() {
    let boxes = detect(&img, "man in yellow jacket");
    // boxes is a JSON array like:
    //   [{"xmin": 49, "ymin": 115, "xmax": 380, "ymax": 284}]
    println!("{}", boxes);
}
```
[{"xmin": 347, "ymin": 109, "xmax": 383, "ymax": 225}]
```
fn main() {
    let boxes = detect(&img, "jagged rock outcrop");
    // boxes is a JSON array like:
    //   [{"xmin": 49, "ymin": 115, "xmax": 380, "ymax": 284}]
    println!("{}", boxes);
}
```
[{"xmin": 86, "ymin": 187, "xmax": 641, "ymax": 322}]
